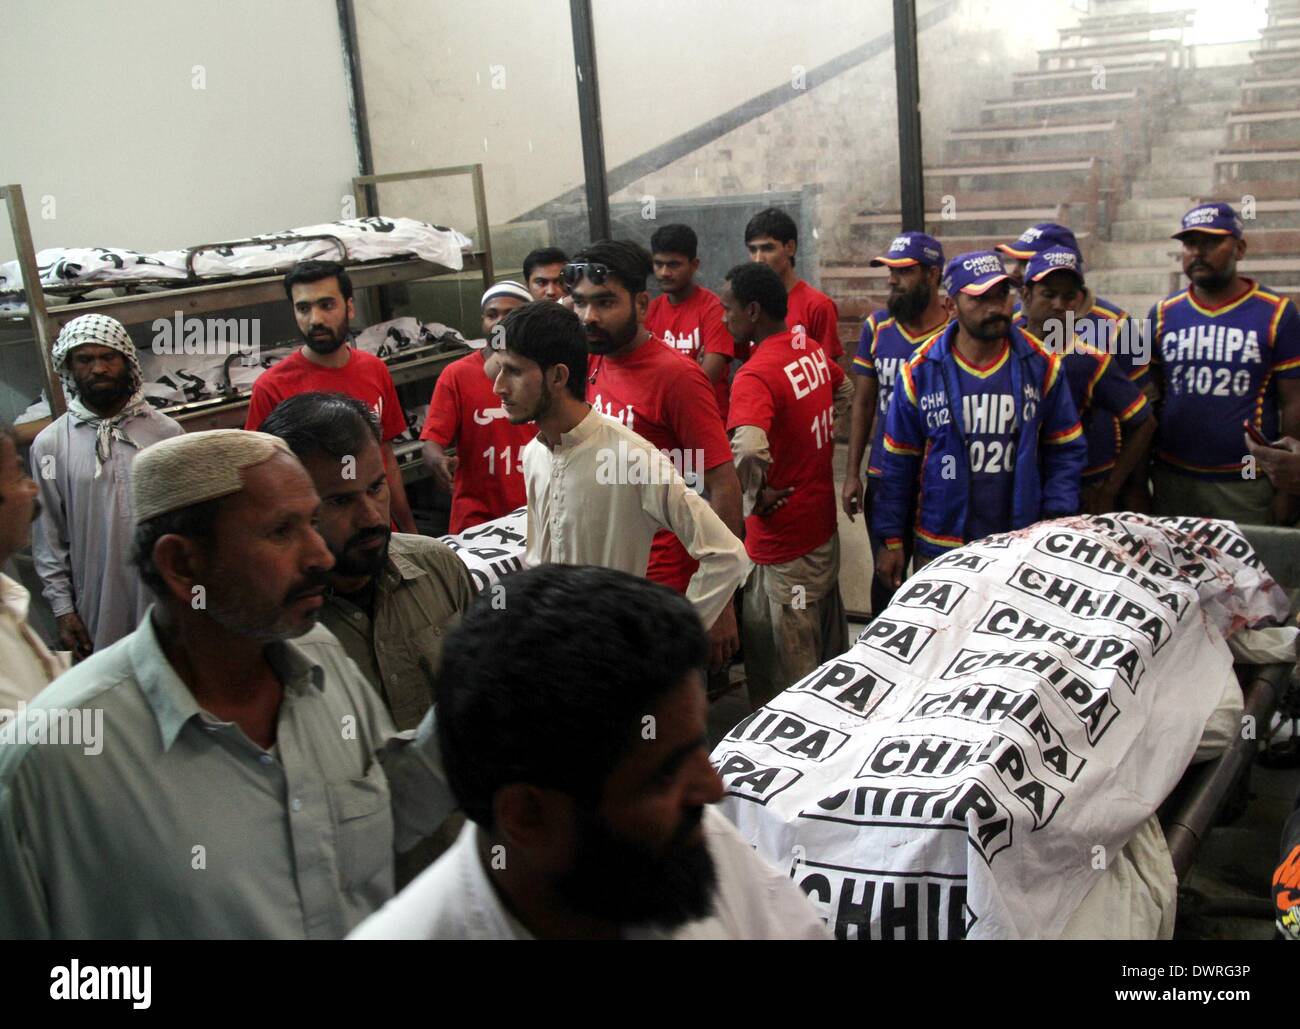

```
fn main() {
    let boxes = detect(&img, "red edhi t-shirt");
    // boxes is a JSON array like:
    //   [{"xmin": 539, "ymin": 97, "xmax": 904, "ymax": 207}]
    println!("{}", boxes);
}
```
[
  {"xmin": 786, "ymin": 280, "xmax": 843, "ymax": 360},
  {"xmin": 587, "ymin": 335, "xmax": 732, "ymax": 593},
  {"xmin": 244, "ymin": 347, "xmax": 408, "ymax": 440},
  {"xmin": 727, "ymin": 329, "xmax": 843, "ymax": 565},
  {"xmin": 420, "ymin": 349, "xmax": 537, "ymax": 533},
  {"xmin": 644, "ymin": 286, "xmax": 735, "ymax": 421}
]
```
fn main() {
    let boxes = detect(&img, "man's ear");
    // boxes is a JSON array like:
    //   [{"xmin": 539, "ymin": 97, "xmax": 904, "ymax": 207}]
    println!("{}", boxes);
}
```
[
  {"xmin": 635, "ymin": 290, "xmax": 650, "ymax": 321},
  {"xmin": 1235, "ymin": 237, "xmax": 1248, "ymax": 261},
  {"xmin": 346, "ymin": 296, "xmax": 357, "ymax": 323},
  {"xmin": 493, "ymin": 783, "xmax": 575, "ymax": 874},
  {"xmin": 785, "ymin": 240, "xmax": 798, "ymax": 262},
  {"xmin": 549, "ymin": 360, "xmax": 571, "ymax": 395},
  {"xmin": 152, "ymin": 533, "xmax": 205, "ymax": 609},
  {"xmin": 689, "ymin": 257, "xmax": 701, "ymax": 276}
]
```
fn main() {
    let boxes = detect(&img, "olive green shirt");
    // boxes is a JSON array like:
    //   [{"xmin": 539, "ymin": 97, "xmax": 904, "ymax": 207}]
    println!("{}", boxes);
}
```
[
  {"xmin": 318, "ymin": 533, "xmax": 476, "ymax": 731},
  {"xmin": 0, "ymin": 610, "xmax": 454, "ymax": 939}
]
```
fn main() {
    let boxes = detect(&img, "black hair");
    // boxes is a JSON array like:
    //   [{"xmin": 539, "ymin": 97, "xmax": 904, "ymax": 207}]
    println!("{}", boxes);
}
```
[
  {"xmin": 724, "ymin": 261, "xmax": 788, "ymax": 320},
  {"xmin": 650, "ymin": 224, "xmax": 698, "ymax": 261},
  {"xmin": 571, "ymin": 239, "xmax": 652, "ymax": 296},
  {"xmin": 522, "ymin": 247, "xmax": 570, "ymax": 284},
  {"xmin": 435, "ymin": 564, "xmax": 710, "ymax": 827},
  {"xmin": 259, "ymin": 392, "xmax": 381, "ymax": 462},
  {"xmin": 744, "ymin": 207, "xmax": 798, "ymax": 266},
  {"xmin": 284, "ymin": 260, "xmax": 353, "ymax": 302},
  {"xmin": 501, "ymin": 301, "xmax": 588, "ymax": 401},
  {"xmin": 132, "ymin": 497, "xmax": 224, "ymax": 599}
]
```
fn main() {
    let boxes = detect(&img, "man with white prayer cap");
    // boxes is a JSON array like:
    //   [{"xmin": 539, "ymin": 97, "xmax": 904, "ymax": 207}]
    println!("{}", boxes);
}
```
[
  {"xmin": 30, "ymin": 313, "xmax": 183, "ymax": 659},
  {"xmin": 0, "ymin": 429, "xmax": 456, "ymax": 939},
  {"xmin": 420, "ymin": 280, "xmax": 538, "ymax": 532}
]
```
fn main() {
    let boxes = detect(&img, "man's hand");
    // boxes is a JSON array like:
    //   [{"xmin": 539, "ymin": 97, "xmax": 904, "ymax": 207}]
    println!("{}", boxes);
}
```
[
  {"xmin": 706, "ymin": 599, "xmax": 740, "ymax": 673},
  {"xmin": 841, "ymin": 476, "xmax": 864, "ymax": 521},
  {"xmin": 430, "ymin": 452, "xmax": 459, "ymax": 493},
  {"xmin": 57, "ymin": 612, "xmax": 92, "ymax": 662},
  {"xmin": 874, "ymin": 547, "xmax": 905, "ymax": 590},
  {"xmin": 754, "ymin": 485, "xmax": 794, "ymax": 518},
  {"xmin": 1248, "ymin": 435, "xmax": 1300, "ymax": 495}
]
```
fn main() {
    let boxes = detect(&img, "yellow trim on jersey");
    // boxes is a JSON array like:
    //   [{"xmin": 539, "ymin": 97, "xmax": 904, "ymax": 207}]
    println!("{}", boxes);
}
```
[
  {"xmin": 1118, "ymin": 394, "xmax": 1147, "ymax": 422},
  {"xmin": 1045, "ymin": 422, "xmax": 1083, "ymax": 445},
  {"xmin": 952, "ymin": 343, "xmax": 1010, "ymax": 379},
  {"xmin": 1184, "ymin": 280, "xmax": 1260, "ymax": 318}
]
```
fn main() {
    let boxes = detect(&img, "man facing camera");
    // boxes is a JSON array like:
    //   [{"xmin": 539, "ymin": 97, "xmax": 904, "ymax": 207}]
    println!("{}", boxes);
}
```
[{"xmin": 350, "ymin": 563, "xmax": 831, "ymax": 940}]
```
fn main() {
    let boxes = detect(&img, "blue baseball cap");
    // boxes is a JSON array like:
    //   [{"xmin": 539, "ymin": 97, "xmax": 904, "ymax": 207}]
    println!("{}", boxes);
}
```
[
  {"xmin": 870, "ymin": 231, "xmax": 945, "ymax": 269},
  {"xmin": 1173, "ymin": 201, "xmax": 1244, "ymax": 240},
  {"xmin": 996, "ymin": 222, "xmax": 1082, "ymax": 261},
  {"xmin": 1024, "ymin": 246, "xmax": 1085, "ymax": 286},
  {"xmin": 942, "ymin": 250, "xmax": 1011, "ymax": 298}
]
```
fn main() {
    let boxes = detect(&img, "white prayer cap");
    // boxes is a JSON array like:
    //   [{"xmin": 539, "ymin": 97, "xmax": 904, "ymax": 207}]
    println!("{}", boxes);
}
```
[
  {"xmin": 132, "ymin": 429, "xmax": 291, "ymax": 523},
  {"xmin": 480, "ymin": 280, "xmax": 532, "ymax": 309}
]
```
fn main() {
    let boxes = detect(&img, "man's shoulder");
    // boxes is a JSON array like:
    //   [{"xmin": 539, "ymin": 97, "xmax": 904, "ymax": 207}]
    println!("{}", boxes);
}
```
[
  {"xmin": 30, "ymin": 415, "xmax": 67, "ymax": 452},
  {"xmin": 388, "ymin": 533, "xmax": 470, "ymax": 580},
  {"xmin": 349, "ymin": 347, "xmax": 396, "ymax": 380}
]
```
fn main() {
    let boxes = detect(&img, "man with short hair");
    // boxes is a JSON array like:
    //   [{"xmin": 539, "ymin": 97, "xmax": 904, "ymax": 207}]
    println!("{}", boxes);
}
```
[
  {"xmin": 244, "ymin": 260, "xmax": 416, "ymax": 533},
  {"xmin": 0, "ymin": 429, "xmax": 454, "ymax": 938},
  {"xmin": 262, "ymin": 392, "xmax": 475, "ymax": 730},
  {"xmin": 843, "ymin": 232, "xmax": 949, "ymax": 613},
  {"xmin": 744, "ymin": 206, "xmax": 844, "ymax": 365},
  {"xmin": 1017, "ymin": 247, "xmax": 1155, "ymax": 515},
  {"xmin": 349, "ymin": 563, "xmax": 830, "ymax": 940},
  {"xmin": 722, "ymin": 263, "xmax": 853, "ymax": 708},
  {"xmin": 872, "ymin": 251, "xmax": 1086, "ymax": 588},
  {"xmin": 1150, "ymin": 202, "xmax": 1300, "ymax": 524},
  {"xmin": 0, "ymin": 422, "xmax": 67, "ymax": 711},
  {"xmin": 421, "ymin": 281, "xmax": 537, "ymax": 532},
  {"xmin": 645, "ymin": 223, "xmax": 735, "ymax": 419},
  {"xmin": 522, "ymin": 246, "xmax": 570, "ymax": 302},
  {"xmin": 31, "ymin": 314, "xmax": 184, "ymax": 659},
  {"xmin": 575, "ymin": 240, "xmax": 744, "ymax": 667},
  {"xmin": 493, "ymin": 301, "xmax": 748, "ymax": 666}
]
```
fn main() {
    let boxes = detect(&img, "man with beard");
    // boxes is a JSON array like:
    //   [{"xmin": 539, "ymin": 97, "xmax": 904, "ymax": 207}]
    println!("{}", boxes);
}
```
[
  {"xmin": 495, "ymin": 301, "xmax": 747, "ymax": 644},
  {"xmin": 872, "ymin": 251, "xmax": 1086, "ymax": 588},
  {"xmin": 245, "ymin": 260, "xmax": 416, "ymax": 533},
  {"xmin": 576, "ymin": 240, "xmax": 743, "ymax": 672},
  {"xmin": 1149, "ymin": 202, "xmax": 1300, "ymax": 524},
  {"xmin": 644, "ymin": 223, "xmax": 735, "ymax": 420},
  {"xmin": 30, "ymin": 314, "xmax": 184, "ymax": 659},
  {"xmin": 349, "ymin": 563, "xmax": 829, "ymax": 940},
  {"xmin": 1, "ymin": 422, "xmax": 68, "ymax": 710},
  {"xmin": 843, "ymin": 233, "xmax": 949, "ymax": 613},
  {"xmin": 0, "ymin": 429, "xmax": 455, "ymax": 938},
  {"xmin": 421, "ymin": 281, "xmax": 537, "ymax": 532},
  {"xmin": 721, "ymin": 263, "xmax": 854, "ymax": 708},
  {"xmin": 262, "ymin": 391, "xmax": 474, "ymax": 729}
]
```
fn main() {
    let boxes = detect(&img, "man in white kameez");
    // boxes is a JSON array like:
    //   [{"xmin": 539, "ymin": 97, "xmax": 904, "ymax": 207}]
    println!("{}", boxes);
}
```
[{"xmin": 30, "ymin": 314, "xmax": 183, "ymax": 659}]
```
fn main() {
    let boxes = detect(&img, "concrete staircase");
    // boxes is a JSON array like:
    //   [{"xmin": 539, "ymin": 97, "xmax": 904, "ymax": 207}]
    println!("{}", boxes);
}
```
[{"xmin": 1086, "ymin": 68, "xmax": 1241, "ymax": 315}]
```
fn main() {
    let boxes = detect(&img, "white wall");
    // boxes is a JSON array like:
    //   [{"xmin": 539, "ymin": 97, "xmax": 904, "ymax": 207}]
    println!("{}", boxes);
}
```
[{"xmin": 0, "ymin": 0, "xmax": 360, "ymax": 262}]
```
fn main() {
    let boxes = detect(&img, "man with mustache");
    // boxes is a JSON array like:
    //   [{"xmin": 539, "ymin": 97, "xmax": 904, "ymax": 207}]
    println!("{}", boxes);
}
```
[
  {"xmin": 350, "ymin": 563, "xmax": 829, "ymax": 940},
  {"xmin": 1149, "ymin": 202, "xmax": 1300, "ymax": 525},
  {"xmin": 0, "ymin": 429, "xmax": 455, "ymax": 938},
  {"xmin": 420, "ymin": 281, "xmax": 537, "ymax": 532},
  {"xmin": 245, "ymin": 260, "xmax": 417, "ymax": 533},
  {"xmin": 577, "ymin": 240, "xmax": 744, "ymax": 673},
  {"xmin": 843, "ymin": 232, "xmax": 949, "ymax": 613},
  {"xmin": 262, "ymin": 391, "xmax": 474, "ymax": 730},
  {"xmin": 0, "ymin": 421, "xmax": 68, "ymax": 710},
  {"xmin": 30, "ymin": 314, "xmax": 184, "ymax": 659},
  {"xmin": 872, "ymin": 251, "xmax": 1086, "ymax": 588}
]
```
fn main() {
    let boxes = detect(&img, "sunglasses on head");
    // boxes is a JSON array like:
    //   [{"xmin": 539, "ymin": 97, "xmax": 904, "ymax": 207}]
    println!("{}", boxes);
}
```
[{"xmin": 563, "ymin": 262, "xmax": 611, "ymax": 287}]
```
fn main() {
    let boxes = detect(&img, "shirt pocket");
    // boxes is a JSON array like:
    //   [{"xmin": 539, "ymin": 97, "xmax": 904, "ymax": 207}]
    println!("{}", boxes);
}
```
[{"xmin": 327, "ymin": 759, "xmax": 395, "ymax": 894}]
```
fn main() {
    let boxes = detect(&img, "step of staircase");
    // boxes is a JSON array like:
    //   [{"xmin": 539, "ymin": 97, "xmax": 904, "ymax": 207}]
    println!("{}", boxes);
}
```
[
  {"xmin": 1116, "ymin": 195, "xmax": 1195, "ymax": 220},
  {"xmin": 1088, "ymin": 239, "xmax": 1182, "ymax": 268}
]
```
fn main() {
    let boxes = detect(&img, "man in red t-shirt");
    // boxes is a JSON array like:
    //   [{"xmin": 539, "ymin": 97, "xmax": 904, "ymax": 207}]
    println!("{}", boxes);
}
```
[
  {"xmin": 744, "ymin": 206, "xmax": 844, "ymax": 369},
  {"xmin": 421, "ymin": 281, "xmax": 537, "ymax": 532},
  {"xmin": 572, "ymin": 240, "xmax": 743, "ymax": 668},
  {"xmin": 722, "ymin": 262, "xmax": 853, "ymax": 708},
  {"xmin": 645, "ymin": 223, "xmax": 735, "ymax": 420},
  {"xmin": 244, "ymin": 260, "xmax": 416, "ymax": 532}
]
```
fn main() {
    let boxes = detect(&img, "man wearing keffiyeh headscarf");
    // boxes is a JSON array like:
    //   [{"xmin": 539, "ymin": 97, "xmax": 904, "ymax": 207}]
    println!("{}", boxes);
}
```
[{"xmin": 29, "ymin": 314, "xmax": 184, "ymax": 659}]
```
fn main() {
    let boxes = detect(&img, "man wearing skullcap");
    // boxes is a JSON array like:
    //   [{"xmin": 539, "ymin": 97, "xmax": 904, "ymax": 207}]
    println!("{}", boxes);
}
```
[
  {"xmin": 29, "ymin": 313, "xmax": 183, "ymax": 659},
  {"xmin": 0, "ymin": 429, "xmax": 456, "ymax": 939},
  {"xmin": 420, "ymin": 280, "xmax": 538, "ymax": 532}
]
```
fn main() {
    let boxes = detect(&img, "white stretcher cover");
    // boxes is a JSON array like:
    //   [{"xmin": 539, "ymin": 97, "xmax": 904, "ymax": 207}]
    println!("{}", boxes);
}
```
[
  {"xmin": 0, "ymin": 217, "xmax": 471, "ymax": 297},
  {"xmin": 439, "ymin": 507, "xmax": 527, "ymax": 594},
  {"xmin": 712, "ymin": 514, "xmax": 1289, "ymax": 939}
]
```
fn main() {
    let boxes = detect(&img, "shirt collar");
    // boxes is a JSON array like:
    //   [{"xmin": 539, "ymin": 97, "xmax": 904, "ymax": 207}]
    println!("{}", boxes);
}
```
[
  {"xmin": 0, "ymin": 573, "xmax": 30, "ymax": 623},
  {"xmin": 386, "ymin": 538, "xmax": 429, "ymax": 583},
  {"xmin": 131, "ymin": 608, "xmax": 326, "ymax": 752},
  {"xmin": 551, "ymin": 406, "xmax": 603, "ymax": 453}
]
